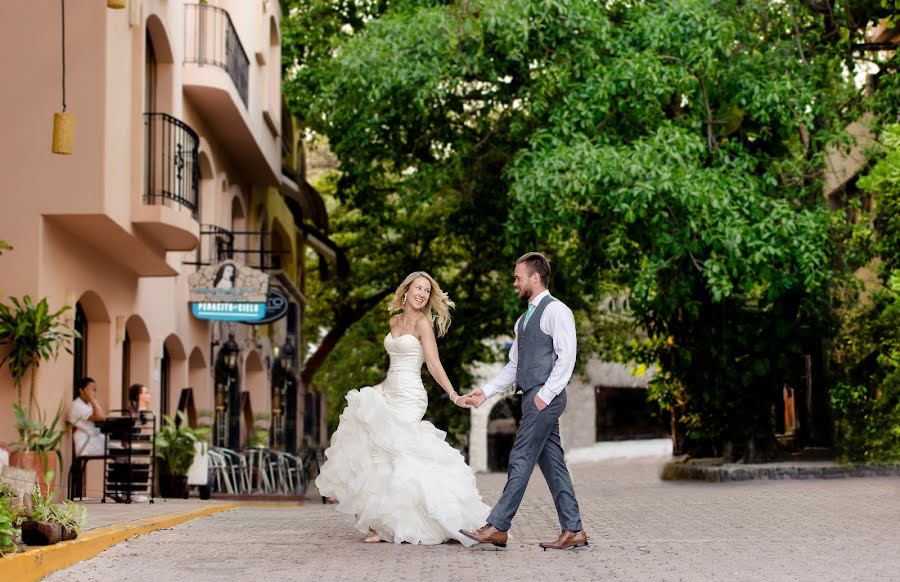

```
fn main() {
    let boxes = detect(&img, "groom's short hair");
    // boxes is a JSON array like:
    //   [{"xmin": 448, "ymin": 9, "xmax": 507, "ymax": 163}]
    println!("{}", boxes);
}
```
[{"xmin": 516, "ymin": 252, "xmax": 551, "ymax": 286}]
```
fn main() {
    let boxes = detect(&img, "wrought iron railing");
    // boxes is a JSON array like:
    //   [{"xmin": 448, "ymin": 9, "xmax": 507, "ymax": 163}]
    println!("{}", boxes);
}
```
[
  {"xmin": 185, "ymin": 3, "xmax": 250, "ymax": 107},
  {"xmin": 183, "ymin": 226, "xmax": 286, "ymax": 271},
  {"xmin": 144, "ymin": 113, "xmax": 199, "ymax": 218}
]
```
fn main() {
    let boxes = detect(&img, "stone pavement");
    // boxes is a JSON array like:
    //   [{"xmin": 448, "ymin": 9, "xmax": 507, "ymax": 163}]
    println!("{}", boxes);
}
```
[{"xmin": 45, "ymin": 457, "xmax": 900, "ymax": 581}]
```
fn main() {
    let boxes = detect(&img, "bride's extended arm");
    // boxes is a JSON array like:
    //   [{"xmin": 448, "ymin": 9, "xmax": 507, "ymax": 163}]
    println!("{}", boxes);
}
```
[{"xmin": 416, "ymin": 318, "xmax": 465, "ymax": 406}]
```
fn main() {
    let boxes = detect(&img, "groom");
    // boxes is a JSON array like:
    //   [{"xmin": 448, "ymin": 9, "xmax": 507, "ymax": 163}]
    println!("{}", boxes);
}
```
[{"xmin": 460, "ymin": 252, "xmax": 587, "ymax": 550}]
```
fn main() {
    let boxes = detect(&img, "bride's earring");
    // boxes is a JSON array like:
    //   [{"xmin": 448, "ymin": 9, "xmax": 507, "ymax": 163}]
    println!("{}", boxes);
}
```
[{"xmin": 402, "ymin": 294, "xmax": 407, "ymax": 305}]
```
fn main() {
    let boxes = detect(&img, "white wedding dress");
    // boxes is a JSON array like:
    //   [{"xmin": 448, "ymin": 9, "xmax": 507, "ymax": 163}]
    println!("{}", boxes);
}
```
[{"xmin": 315, "ymin": 333, "xmax": 490, "ymax": 546}]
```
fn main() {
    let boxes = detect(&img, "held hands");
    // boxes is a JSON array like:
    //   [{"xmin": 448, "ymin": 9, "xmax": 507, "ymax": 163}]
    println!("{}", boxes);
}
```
[
  {"xmin": 451, "ymin": 393, "xmax": 472, "ymax": 409},
  {"xmin": 457, "ymin": 388, "xmax": 486, "ymax": 409}
]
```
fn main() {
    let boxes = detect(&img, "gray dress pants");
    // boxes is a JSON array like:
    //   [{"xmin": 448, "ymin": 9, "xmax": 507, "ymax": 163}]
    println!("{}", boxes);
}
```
[{"xmin": 486, "ymin": 388, "xmax": 583, "ymax": 532}]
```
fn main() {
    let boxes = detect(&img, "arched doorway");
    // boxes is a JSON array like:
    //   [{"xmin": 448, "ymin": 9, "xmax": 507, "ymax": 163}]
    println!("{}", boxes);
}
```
[
  {"xmin": 123, "ymin": 316, "xmax": 151, "ymax": 412},
  {"xmin": 68, "ymin": 291, "xmax": 111, "ymax": 499},
  {"xmin": 487, "ymin": 394, "xmax": 522, "ymax": 472},
  {"xmin": 243, "ymin": 350, "xmax": 266, "ymax": 446},
  {"xmin": 72, "ymin": 303, "xmax": 88, "ymax": 396},
  {"xmin": 162, "ymin": 334, "xmax": 188, "ymax": 419},
  {"xmin": 72, "ymin": 291, "xmax": 111, "ymax": 403},
  {"xmin": 188, "ymin": 347, "xmax": 210, "ymax": 427}
]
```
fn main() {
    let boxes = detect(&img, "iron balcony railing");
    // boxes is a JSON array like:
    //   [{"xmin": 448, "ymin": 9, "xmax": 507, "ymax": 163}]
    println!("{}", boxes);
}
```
[
  {"xmin": 183, "ymin": 226, "xmax": 286, "ymax": 271},
  {"xmin": 185, "ymin": 3, "xmax": 250, "ymax": 107},
  {"xmin": 144, "ymin": 112, "xmax": 200, "ymax": 218}
]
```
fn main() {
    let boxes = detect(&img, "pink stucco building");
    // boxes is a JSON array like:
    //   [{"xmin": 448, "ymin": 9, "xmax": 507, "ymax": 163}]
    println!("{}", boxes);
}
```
[{"xmin": 0, "ymin": 0, "xmax": 333, "ymax": 498}]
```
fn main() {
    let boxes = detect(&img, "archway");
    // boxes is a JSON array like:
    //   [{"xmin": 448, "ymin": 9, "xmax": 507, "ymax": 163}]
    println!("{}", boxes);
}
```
[
  {"xmin": 270, "ymin": 217, "xmax": 293, "ymax": 273},
  {"xmin": 72, "ymin": 291, "xmax": 111, "ymax": 403},
  {"xmin": 144, "ymin": 15, "xmax": 175, "ymax": 115},
  {"xmin": 197, "ymin": 149, "xmax": 215, "ymax": 226},
  {"xmin": 486, "ymin": 393, "xmax": 522, "ymax": 472},
  {"xmin": 67, "ymin": 291, "xmax": 111, "ymax": 499},
  {"xmin": 243, "ymin": 350, "xmax": 267, "ymax": 446},
  {"xmin": 123, "ymin": 315, "xmax": 151, "ymax": 413},
  {"xmin": 162, "ymin": 334, "xmax": 188, "ymax": 419},
  {"xmin": 188, "ymin": 347, "xmax": 210, "ymax": 427}
]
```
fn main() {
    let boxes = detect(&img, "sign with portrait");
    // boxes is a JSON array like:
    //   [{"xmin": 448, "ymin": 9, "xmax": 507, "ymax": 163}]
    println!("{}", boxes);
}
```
[{"xmin": 188, "ymin": 260, "xmax": 269, "ymax": 322}]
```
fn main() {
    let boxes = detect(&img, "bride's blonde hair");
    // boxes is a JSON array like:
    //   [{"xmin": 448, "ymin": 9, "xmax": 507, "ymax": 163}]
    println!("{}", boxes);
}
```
[{"xmin": 388, "ymin": 271, "xmax": 454, "ymax": 337}]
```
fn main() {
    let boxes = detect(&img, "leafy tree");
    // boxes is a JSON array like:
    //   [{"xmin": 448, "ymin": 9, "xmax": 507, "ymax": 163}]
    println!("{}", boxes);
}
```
[
  {"xmin": 831, "ymin": 124, "xmax": 900, "ymax": 462},
  {"xmin": 284, "ymin": 0, "xmax": 895, "ymax": 456}
]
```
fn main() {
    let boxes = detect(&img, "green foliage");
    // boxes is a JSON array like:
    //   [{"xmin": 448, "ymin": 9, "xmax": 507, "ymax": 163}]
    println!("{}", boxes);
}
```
[
  {"xmin": 154, "ymin": 411, "xmax": 203, "ymax": 476},
  {"xmin": 246, "ymin": 427, "xmax": 270, "ymax": 448},
  {"xmin": 11, "ymin": 402, "xmax": 68, "ymax": 487},
  {"xmin": 0, "ymin": 295, "xmax": 77, "ymax": 412},
  {"xmin": 29, "ymin": 486, "xmax": 86, "ymax": 534},
  {"xmin": 831, "ymin": 124, "xmax": 900, "ymax": 463},
  {"xmin": 284, "ymin": 0, "xmax": 890, "ymax": 455},
  {"xmin": 0, "ymin": 483, "xmax": 20, "ymax": 556}
]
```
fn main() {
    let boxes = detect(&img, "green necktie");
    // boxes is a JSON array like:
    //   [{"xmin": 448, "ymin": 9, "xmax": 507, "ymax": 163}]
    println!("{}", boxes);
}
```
[{"xmin": 523, "ymin": 303, "xmax": 536, "ymax": 329}]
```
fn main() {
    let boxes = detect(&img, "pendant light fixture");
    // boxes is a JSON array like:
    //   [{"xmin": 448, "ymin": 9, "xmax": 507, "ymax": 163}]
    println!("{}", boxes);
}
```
[{"xmin": 52, "ymin": 0, "xmax": 74, "ymax": 154}]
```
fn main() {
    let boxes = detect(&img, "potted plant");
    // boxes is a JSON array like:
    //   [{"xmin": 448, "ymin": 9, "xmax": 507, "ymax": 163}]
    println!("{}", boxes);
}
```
[
  {"xmin": 155, "ymin": 411, "xmax": 204, "ymax": 499},
  {"xmin": 20, "ymin": 485, "xmax": 85, "ymax": 546},
  {"xmin": 0, "ymin": 295, "xmax": 76, "ymax": 495},
  {"xmin": 10, "ymin": 404, "xmax": 67, "ymax": 496},
  {"xmin": 0, "ymin": 483, "xmax": 21, "ymax": 556},
  {"xmin": 0, "ymin": 296, "xmax": 75, "ymax": 413}
]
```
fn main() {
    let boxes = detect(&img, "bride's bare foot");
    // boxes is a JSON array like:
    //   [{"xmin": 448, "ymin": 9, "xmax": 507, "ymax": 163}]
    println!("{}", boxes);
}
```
[{"xmin": 363, "ymin": 533, "xmax": 383, "ymax": 543}]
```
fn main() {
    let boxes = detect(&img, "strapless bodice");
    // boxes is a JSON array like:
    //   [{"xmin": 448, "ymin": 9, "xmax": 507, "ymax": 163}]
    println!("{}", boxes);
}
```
[
  {"xmin": 381, "ymin": 333, "xmax": 427, "ymax": 422},
  {"xmin": 384, "ymin": 333, "xmax": 425, "ymax": 373}
]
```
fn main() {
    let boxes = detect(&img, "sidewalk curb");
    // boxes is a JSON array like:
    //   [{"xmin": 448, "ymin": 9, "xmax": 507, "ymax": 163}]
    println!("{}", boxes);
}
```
[
  {"xmin": 2, "ymin": 503, "xmax": 238, "ymax": 582},
  {"xmin": 661, "ymin": 461, "xmax": 900, "ymax": 482}
]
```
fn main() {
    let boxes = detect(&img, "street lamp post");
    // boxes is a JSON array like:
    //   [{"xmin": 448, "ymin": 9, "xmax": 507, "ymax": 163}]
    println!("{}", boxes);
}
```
[{"xmin": 271, "ymin": 337, "xmax": 297, "ymax": 452}]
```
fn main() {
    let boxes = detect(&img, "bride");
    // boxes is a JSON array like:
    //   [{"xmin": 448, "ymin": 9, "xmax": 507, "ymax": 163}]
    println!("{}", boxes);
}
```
[{"xmin": 315, "ymin": 271, "xmax": 490, "ymax": 545}]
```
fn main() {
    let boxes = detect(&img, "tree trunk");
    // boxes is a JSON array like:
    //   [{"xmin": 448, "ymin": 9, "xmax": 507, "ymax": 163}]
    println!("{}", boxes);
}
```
[{"xmin": 299, "ymin": 288, "xmax": 393, "ymax": 387}]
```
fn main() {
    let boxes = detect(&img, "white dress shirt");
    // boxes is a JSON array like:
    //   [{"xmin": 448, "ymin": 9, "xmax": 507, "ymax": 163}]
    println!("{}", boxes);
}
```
[{"xmin": 482, "ymin": 290, "xmax": 577, "ymax": 405}]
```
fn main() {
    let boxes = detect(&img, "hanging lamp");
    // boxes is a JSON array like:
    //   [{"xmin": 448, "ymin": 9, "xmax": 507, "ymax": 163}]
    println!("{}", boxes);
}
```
[
  {"xmin": 107, "ymin": 0, "xmax": 126, "ymax": 9},
  {"xmin": 52, "ymin": 0, "xmax": 74, "ymax": 154}
]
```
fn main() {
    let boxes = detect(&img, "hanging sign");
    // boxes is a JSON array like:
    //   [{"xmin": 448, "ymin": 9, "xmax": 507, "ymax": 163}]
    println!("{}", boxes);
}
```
[
  {"xmin": 247, "ymin": 288, "xmax": 289, "ymax": 325},
  {"xmin": 188, "ymin": 260, "xmax": 269, "ymax": 322}
]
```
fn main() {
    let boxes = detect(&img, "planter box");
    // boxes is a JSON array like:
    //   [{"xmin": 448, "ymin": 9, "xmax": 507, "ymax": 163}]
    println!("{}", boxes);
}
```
[{"xmin": 21, "ymin": 520, "xmax": 77, "ymax": 546}]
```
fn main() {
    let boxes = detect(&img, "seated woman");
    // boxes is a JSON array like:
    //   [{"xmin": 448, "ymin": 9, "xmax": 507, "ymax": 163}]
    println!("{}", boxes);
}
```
[
  {"xmin": 127, "ymin": 383, "xmax": 152, "ymax": 419},
  {"xmin": 68, "ymin": 377, "xmax": 106, "ymax": 457}
]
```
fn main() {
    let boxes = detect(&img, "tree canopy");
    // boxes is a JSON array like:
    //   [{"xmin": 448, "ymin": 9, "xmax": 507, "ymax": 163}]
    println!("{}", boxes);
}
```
[{"xmin": 283, "ymin": 0, "xmax": 898, "ymax": 455}]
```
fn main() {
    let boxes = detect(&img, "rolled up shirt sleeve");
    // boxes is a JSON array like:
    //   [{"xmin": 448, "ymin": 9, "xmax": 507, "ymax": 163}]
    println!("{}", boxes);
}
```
[{"xmin": 536, "ymin": 302, "xmax": 577, "ymax": 406}]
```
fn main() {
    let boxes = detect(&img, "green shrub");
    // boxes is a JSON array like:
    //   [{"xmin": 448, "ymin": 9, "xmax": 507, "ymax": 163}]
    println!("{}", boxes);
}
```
[
  {"xmin": 29, "ymin": 487, "xmax": 86, "ymax": 535},
  {"xmin": 0, "ymin": 483, "xmax": 20, "ymax": 556}
]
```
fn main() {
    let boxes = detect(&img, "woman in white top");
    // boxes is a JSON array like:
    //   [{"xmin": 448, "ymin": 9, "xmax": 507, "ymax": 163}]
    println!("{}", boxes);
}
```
[{"xmin": 68, "ymin": 377, "xmax": 106, "ymax": 457}]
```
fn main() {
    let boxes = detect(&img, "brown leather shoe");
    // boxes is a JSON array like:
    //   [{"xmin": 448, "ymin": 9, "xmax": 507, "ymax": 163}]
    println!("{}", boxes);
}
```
[
  {"xmin": 459, "ymin": 524, "xmax": 508, "ymax": 548},
  {"xmin": 539, "ymin": 530, "xmax": 588, "ymax": 550}
]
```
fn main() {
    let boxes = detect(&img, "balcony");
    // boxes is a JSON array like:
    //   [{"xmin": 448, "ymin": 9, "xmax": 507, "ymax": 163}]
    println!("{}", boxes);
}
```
[
  {"xmin": 182, "ymin": 3, "xmax": 278, "ymax": 185},
  {"xmin": 132, "ymin": 113, "xmax": 200, "ymax": 252},
  {"xmin": 184, "ymin": 4, "xmax": 249, "ymax": 107}
]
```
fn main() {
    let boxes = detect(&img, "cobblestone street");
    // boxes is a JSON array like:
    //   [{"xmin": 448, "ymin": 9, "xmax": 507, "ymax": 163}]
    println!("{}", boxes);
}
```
[{"xmin": 46, "ymin": 457, "xmax": 900, "ymax": 581}]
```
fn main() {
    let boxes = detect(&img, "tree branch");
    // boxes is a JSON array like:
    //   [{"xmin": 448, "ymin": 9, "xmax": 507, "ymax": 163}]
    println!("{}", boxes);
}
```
[
  {"xmin": 299, "ymin": 288, "xmax": 394, "ymax": 386},
  {"xmin": 697, "ymin": 76, "xmax": 715, "ymax": 153}
]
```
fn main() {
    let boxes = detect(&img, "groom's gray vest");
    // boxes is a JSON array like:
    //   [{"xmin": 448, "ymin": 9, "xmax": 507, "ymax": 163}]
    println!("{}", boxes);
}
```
[{"xmin": 515, "ymin": 295, "xmax": 558, "ymax": 392}]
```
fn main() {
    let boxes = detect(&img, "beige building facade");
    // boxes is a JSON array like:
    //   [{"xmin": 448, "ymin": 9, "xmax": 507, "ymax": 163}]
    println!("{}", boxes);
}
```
[{"xmin": 0, "ymin": 0, "xmax": 331, "ymax": 497}]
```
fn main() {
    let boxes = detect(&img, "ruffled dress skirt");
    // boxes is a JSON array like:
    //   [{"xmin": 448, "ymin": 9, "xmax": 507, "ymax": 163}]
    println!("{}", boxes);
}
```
[{"xmin": 315, "ymin": 385, "xmax": 491, "ymax": 546}]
